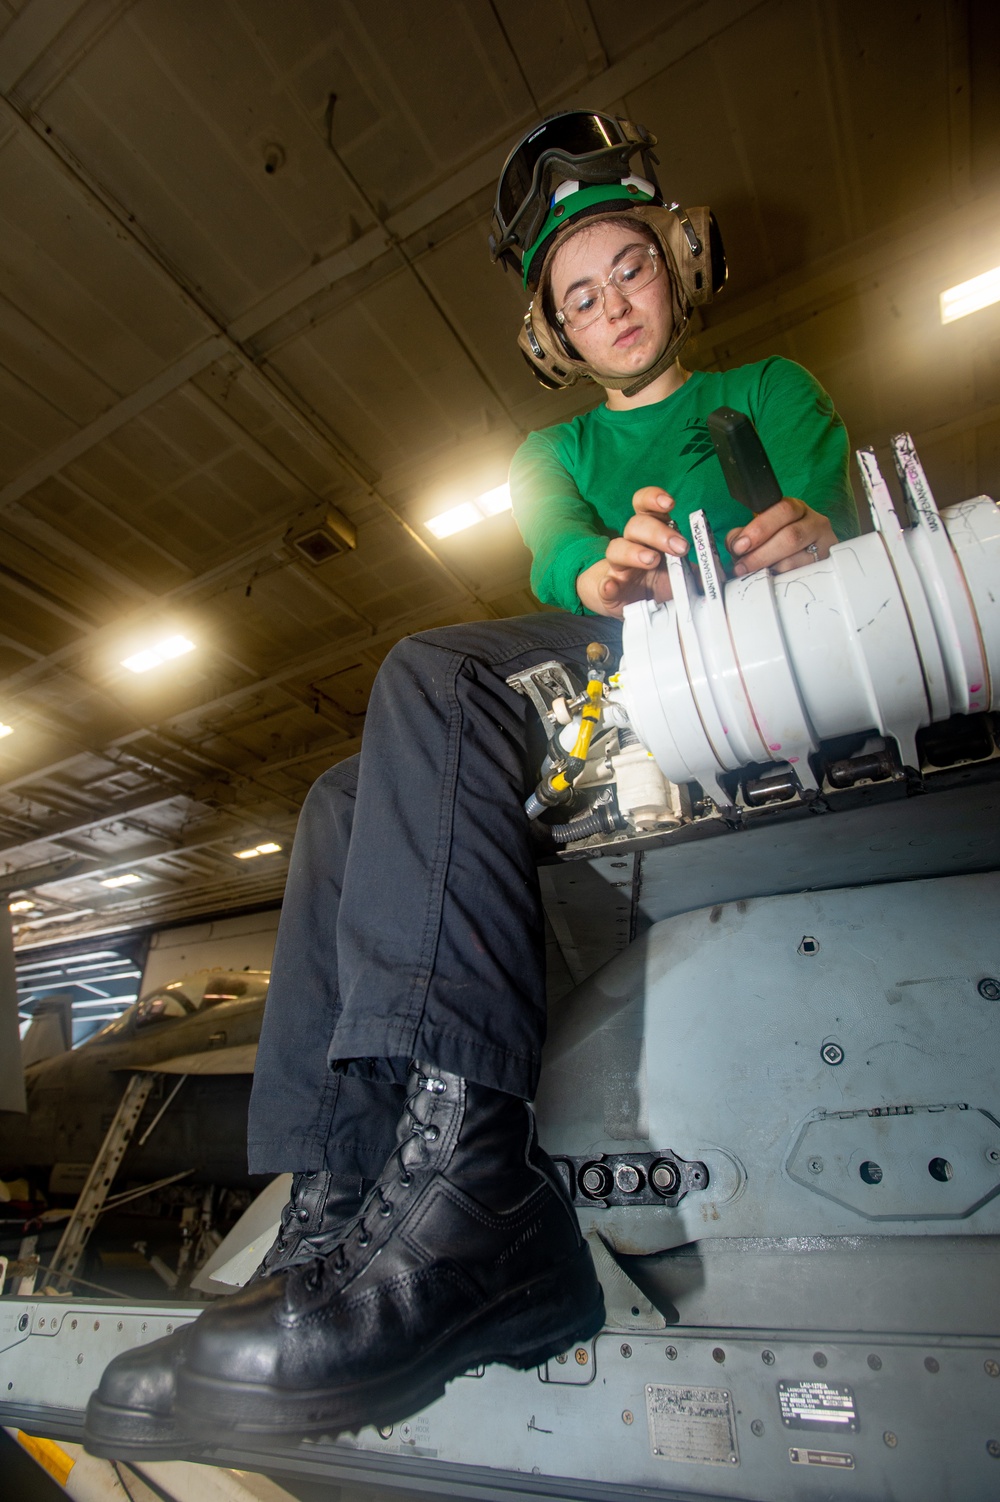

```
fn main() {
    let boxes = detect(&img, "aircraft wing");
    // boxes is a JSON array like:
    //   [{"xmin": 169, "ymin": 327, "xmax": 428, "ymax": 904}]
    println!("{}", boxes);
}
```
[{"xmin": 126, "ymin": 1043, "xmax": 258, "ymax": 1075}]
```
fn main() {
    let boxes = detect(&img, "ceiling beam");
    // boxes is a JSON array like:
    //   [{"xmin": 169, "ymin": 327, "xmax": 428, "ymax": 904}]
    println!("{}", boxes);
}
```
[{"xmin": 0, "ymin": 0, "xmax": 763, "ymax": 506}]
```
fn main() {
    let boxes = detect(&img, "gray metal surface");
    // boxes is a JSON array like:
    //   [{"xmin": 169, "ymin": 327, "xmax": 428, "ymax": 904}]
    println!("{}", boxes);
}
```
[
  {"xmin": 535, "ymin": 870, "xmax": 1000, "ymax": 1256},
  {"xmin": 3, "ymin": 1298, "xmax": 999, "ymax": 1501},
  {"xmin": 634, "ymin": 779, "xmax": 1000, "ymax": 926}
]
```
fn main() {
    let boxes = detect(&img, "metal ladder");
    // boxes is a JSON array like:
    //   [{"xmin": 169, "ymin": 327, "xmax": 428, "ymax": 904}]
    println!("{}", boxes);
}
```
[{"xmin": 47, "ymin": 1071, "xmax": 160, "ymax": 1292}]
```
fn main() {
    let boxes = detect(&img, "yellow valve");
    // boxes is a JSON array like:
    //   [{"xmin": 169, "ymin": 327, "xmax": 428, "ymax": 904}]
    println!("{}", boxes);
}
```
[{"xmin": 549, "ymin": 679, "xmax": 604, "ymax": 791}]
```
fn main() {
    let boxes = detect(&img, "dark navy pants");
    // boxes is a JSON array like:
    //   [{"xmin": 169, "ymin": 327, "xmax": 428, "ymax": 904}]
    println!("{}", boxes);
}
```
[{"xmin": 247, "ymin": 612, "xmax": 622, "ymax": 1178}]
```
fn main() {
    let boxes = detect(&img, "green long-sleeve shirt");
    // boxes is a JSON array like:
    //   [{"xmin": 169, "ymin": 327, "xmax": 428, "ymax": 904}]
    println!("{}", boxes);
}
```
[{"xmin": 509, "ymin": 357, "xmax": 858, "ymax": 614}]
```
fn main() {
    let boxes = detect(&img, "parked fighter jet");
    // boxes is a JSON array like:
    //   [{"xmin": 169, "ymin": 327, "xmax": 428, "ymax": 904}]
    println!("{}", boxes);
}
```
[{"xmin": 0, "ymin": 970, "xmax": 269, "ymax": 1195}]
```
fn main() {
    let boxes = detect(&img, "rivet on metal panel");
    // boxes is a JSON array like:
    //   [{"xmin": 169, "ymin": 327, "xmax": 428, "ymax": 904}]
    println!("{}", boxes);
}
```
[
  {"xmin": 798, "ymin": 936, "xmax": 820, "ymax": 955},
  {"xmin": 93, "ymin": 1321, "xmax": 100, "ymax": 1331},
  {"xmin": 813, "ymin": 1352, "xmax": 828, "ymax": 1368},
  {"xmin": 622, "ymin": 1410, "xmax": 634, "ymax": 1425},
  {"xmin": 977, "ymin": 978, "xmax": 1000, "ymax": 1000},
  {"xmin": 924, "ymin": 1356, "xmax": 940, "ymax": 1373},
  {"xmin": 985, "ymin": 1359, "xmax": 1000, "ymax": 1377},
  {"xmin": 377, "ymin": 1425, "xmax": 393, "ymax": 1440},
  {"xmin": 70, "ymin": 1320, "xmax": 77, "ymax": 1330},
  {"xmin": 821, "ymin": 1042, "xmax": 845, "ymax": 1066},
  {"xmin": 987, "ymin": 1149, "xmax": 1000, "ymax": 1164},
  {"xmin": 868, "ymin": 1353, "xmax": 883, "ymax": 1370},
  {"xmin": 555, "ymin": 1353, "xmax": 568, "ymax": 1365},
  {"xmin": 76, "ymin": 1354, "xmax": 83, "ymax": 1364},
  {"xmin": 17, "ymin": 1314, "xmax": 28, "ymax": 1332},
  {"xmin": 751, "ymin": 1420, "xmax": 765, "ymax": 1437},
  {"xmin": 117, "ymin": 1322, "xmax": 123, "ymax": 1331},
  {"xmin": 987, "ymin": 1440, "xmax": 1000, "ymax": 1458},
  {"xmin": 884, "ymin": 1431, "xmax": 898, "ymax": 1448},
  {"xmin": 712, "ymin": 1347, "xmax": 726, "ymax": 1364},
  {"xmin": 808, "ymin": 1157, "xmax": 824, "ymax": 1174}
]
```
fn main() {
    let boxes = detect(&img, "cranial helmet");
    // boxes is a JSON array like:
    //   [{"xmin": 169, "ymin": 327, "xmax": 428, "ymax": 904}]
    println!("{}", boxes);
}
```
[{"xmin": 489, "ymin": 111, "xmax": 727, "ymax": 396}]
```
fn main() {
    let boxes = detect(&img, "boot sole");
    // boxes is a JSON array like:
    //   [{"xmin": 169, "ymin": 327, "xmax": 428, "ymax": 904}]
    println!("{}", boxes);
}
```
[
  {"xmin": 176, "ymin": 1245, "xmax": 605, "ymax": 1439},
  {"xmin": 84, "ymin": 1393, "xmax": 205, "ymax": 1461}
]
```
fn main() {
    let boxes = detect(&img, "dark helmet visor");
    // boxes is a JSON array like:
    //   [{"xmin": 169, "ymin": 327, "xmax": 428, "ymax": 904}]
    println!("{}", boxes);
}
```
[{"xmin": 491, "ymin": 112, "xmax": 658, "ymax": 267}]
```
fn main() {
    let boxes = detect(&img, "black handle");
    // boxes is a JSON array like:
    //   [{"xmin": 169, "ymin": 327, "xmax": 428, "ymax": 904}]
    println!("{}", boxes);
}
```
[{"xmin": 706, "ymin": 406, "xmax": 783, "ymax": 514}]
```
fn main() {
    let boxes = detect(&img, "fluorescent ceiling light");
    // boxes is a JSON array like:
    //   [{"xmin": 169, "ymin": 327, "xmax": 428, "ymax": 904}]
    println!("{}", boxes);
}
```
[
  {"xmin": 234, "ymin": 841, "xmax": 283, "ymax": 859},
  {"xmin": 0, "ymin": 723, "xmax": 12, "ymax": 738},
  {"xmin": 425, "ymin": 483, "xmax": 513, "ymax": 539},
  {"xmin": 940, "ymin": 265, "xmax": 1000, "ymax": 324},
  {"xmin": 8, "ymin": 900, "xmax": 35, "ymax": 913},
  {"xmin": 101, "ymin": 872, "xmax": 142, "ymax": 888},
  {"xmin": 122, "ymin": 634, "xmax": 195, "ymax": 674}
]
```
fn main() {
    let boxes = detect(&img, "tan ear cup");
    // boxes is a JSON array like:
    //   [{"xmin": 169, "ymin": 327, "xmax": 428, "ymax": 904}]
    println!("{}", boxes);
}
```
[{"xmin": 517, "ymin": 306, "xmax": 590, "ymax": 389}]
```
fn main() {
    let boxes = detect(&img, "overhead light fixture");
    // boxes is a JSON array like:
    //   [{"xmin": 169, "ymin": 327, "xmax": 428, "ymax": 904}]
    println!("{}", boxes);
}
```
[
  {"xmin": 234, "ymin": 841, "xmax": 283, "ymax": 860},
  {"xmin": 101, "ymin": 873, "xmax": 143, "ymax": 888},
  {"xmin": 425, "ymin": 483, "xmax": 513, "ymax": 540},
  {"xmin": 940, "ymin": 265, "xmax": 1000, "ymax": 324},
  {"xmin": 121, "ymin": 635, "xmax": 195, "ymax": 674},
  {"xmin": 8, "ymin": 900, "xmax": 35, "ymax": 913},
  {"xmin": 0, "ymin": 723, "xmax": 12, "ymax": 739}
]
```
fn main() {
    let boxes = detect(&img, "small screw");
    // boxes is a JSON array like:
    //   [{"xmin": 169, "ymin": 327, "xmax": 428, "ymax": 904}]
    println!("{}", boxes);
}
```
[
  {"xmin": 76, "ymin": 1354, "xmax": 83, "ymax": 1364},
  {"xmin": 70, "ymin": 1319, "xmax": 77, "ymax": 1330},
  {"xmin": 761, "ymin": 1349, "xmax": 775, "ymax": 1366},
  {"xmin": 94, "ymin": 1321, "xmax": 100, "ymax": 1331},
  {"xmin": 712, "ymin": 1347, "xmax": 726, "ymax": 1364},
  {"xmin": 821, "ymin": 1042, "xmax": 845, "ymax": 1066},
  {"xmin": 117, "ymin": 1322, "xmax": 123, "ymax": 1332},
  {"xmin": 38, "ymin": 1319, "xmax": 44, "ymax": 1328},
  {"xmin": 813, "ymin": 1351, "xmax": 828, "ymax": 1368},
  {"xmin": 808, "ymin": 1157, "xmax": 824, "ymax": 1174},
  {"xmin": 988, "ymin": 1149, "xmax": 1000, "ymax": 1164},
  {"xmin": 751, "ymin": 1419, "xmax": 765, "ymax": 1437},
  {"xmin": 985, "ymin": 1359, "xmax": 1000, "ymax": 1377},
  {"xmin": 977, "ymin": 978, "xmax": 1000, "ymax": 1001},
  {"xmin": 884, "ymin": 1431, "xmax": 898, "ymax": 1448},
  {"xmin": 377, "ymin": 1425, "xmax": 393, "ymax": 1440},
  {"xmin": 622, "ymin": 1410, "xmax": 634, "ymax": 1425},
  {"xmin": 868, "ymin": 1353, "xmax": 882, "ymax": 1371},
  {"xmin": 555, "ymin": 1353, "xmax": 568, "ymax": 1365},
  {"xmin": 620, "ymin": 1343, "xmax": 632, "ymax": 1358},
  {"xmin": 575, "ymin": 1348, "xmax": 589, "ymax": 1365},
  {"xmin": 166, "ymin": 1324, "xmax": 173, "ymax": 1334},
  {"xmin": 924, "ymin": 1357, "xmax": 940, "ymax": 1373},
  {"xmin": 987, "ymin": 1439, "xmax": 1000, "ymax": 1459},
  {"xmin": 665, "ymin": 1345, "xmax": 677, "ymax": 1360}
]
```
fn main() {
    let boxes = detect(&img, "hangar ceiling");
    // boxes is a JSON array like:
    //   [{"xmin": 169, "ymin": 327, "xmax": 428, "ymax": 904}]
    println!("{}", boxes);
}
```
[{"xmin": 1, "ymin": 0, "xmax": 999, "ymax": 958}]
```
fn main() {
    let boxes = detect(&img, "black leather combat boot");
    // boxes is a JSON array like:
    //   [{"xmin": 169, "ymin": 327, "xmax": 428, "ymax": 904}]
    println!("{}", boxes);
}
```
[
  {"xmin": 83, "ymin": 1169, "xmax": 368, "ymax": 1459},
  {"xmin": 173, "ymin": 1064, "xmax": 606, "ymax": 1440}
]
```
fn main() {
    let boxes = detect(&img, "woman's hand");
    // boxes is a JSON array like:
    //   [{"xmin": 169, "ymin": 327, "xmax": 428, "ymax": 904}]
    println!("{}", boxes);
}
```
[
  {"xmin": 576, "ymin": 486, "xmax": 689, "ymax": 618},
  {"xmin": 726, "ymin": 498, "xmax": 837, "ymax": 576}
]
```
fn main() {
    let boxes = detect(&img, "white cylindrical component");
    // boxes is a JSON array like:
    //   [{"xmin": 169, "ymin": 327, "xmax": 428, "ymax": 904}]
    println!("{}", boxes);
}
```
[
  {"xmin": 617, "ymin": 442, "xmax": 1000, "ymax": 799},
  {"xmin": 612, "ymin": 741, "xmax": 682, "ymax": 830},
  {"xmin": 941, "ymin": 496, "xmax": 1000, "ymax": 710}
]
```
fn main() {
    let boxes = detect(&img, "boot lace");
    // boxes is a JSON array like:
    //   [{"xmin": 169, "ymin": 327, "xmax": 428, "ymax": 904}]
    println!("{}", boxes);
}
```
[{"xmin": 300, "ymin": 1069, "xmax": 445, "ymax": 1292}]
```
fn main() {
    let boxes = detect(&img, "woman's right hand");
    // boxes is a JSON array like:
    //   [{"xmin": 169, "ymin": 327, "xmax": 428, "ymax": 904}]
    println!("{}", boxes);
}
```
[{"xmin": 575, "ymin": 487, "xmax": 689, "ymax": 618}]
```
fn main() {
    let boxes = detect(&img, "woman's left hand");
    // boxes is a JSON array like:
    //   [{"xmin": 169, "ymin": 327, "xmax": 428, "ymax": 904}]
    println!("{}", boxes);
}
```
[{"xmin": 725, "ymin": 498, "xmax": 837, "ymax": 576}]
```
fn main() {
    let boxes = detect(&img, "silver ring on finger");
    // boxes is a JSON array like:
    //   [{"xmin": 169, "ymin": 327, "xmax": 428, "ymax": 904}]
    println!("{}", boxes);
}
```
[{"xmin": 805, "ymin": 542, "xmax": 819, "ymax": 558}]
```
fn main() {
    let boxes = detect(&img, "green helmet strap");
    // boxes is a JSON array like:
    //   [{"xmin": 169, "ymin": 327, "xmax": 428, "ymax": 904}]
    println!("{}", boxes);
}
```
[{"xmin": 522, "ymin": 182, "xmax": 655, "ymax": 288}]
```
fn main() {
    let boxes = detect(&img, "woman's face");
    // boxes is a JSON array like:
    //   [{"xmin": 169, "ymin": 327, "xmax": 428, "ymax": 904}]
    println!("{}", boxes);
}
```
[{"xmin": 546, "ymin": 219, "xmax": 672, "ymax": 381}]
